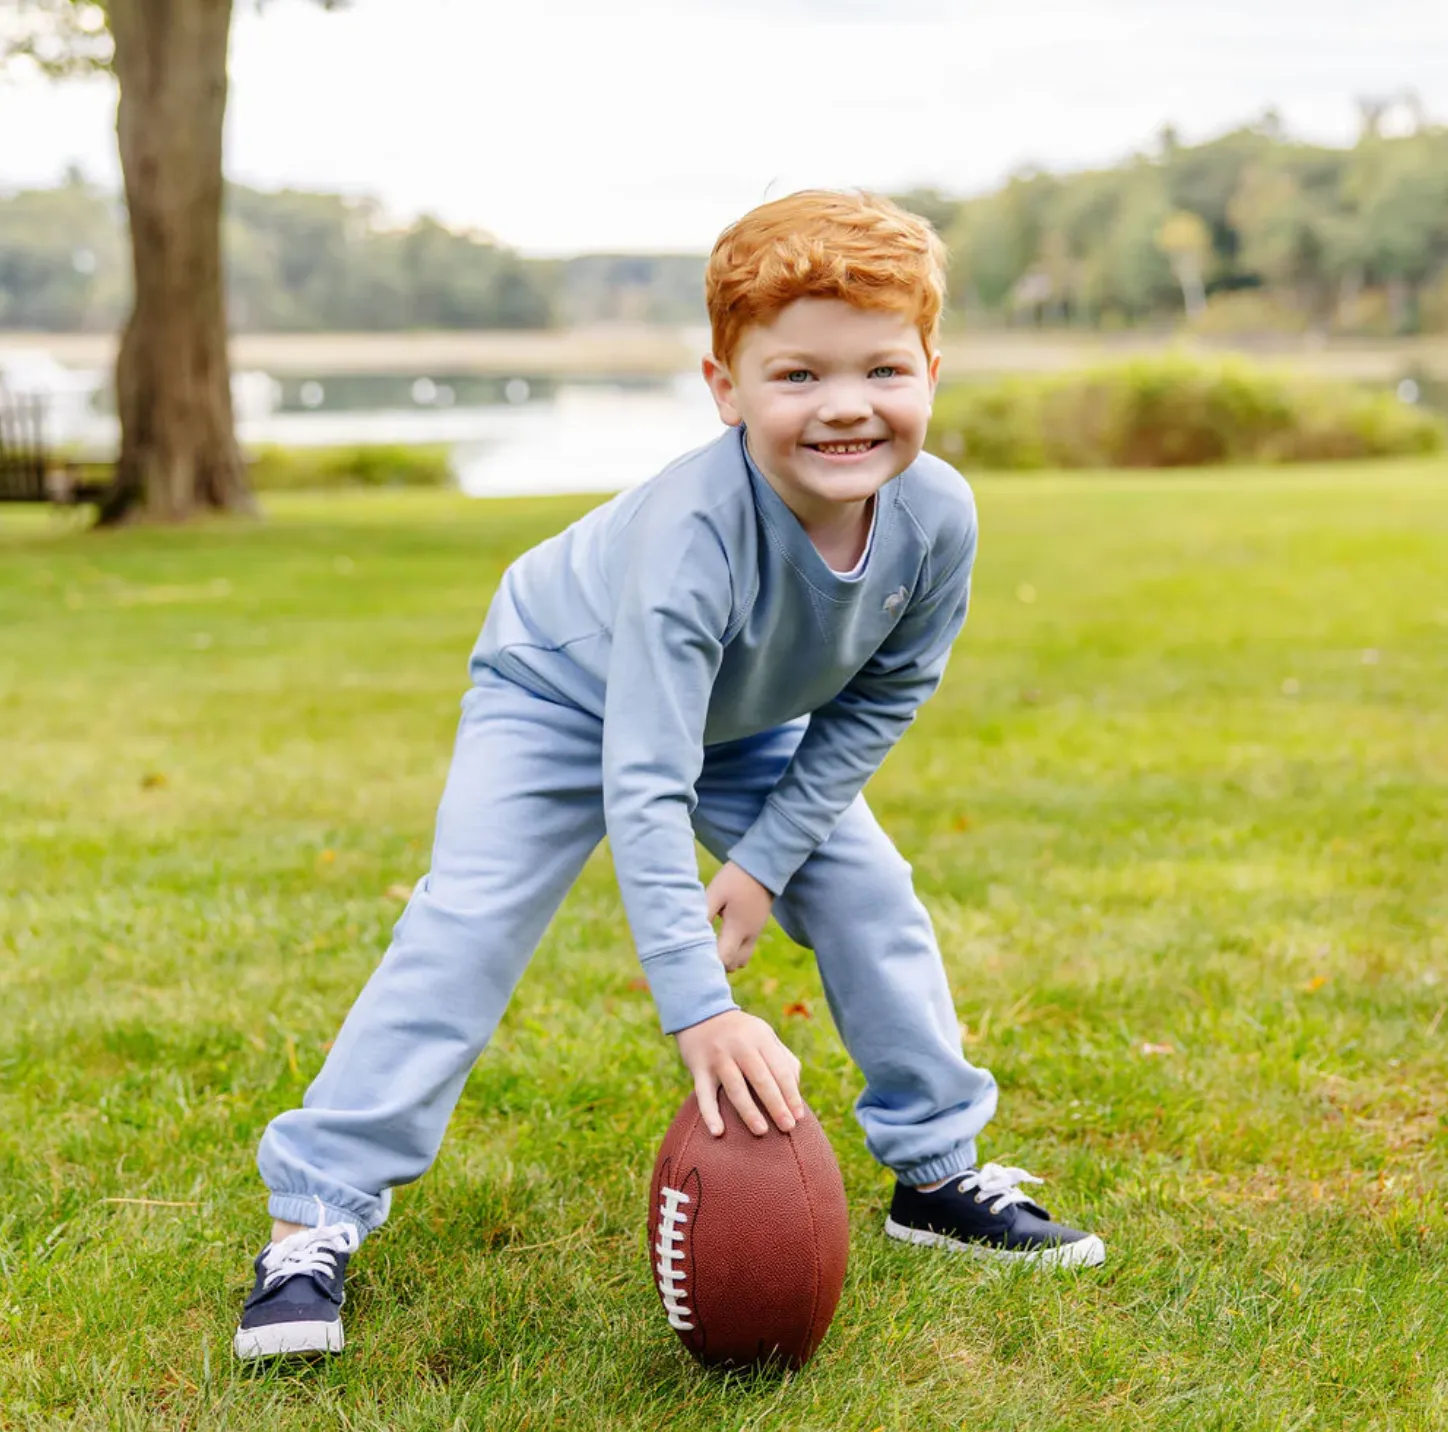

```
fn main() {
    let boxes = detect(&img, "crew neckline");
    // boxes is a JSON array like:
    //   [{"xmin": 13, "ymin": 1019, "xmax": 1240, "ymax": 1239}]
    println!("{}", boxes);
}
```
[
  {"xmin": 826, "ymin": 496, "xmax": 877, "ymax": 578},
  {"xmin": 738, "ymin": 426, "xmax": 895, "ymax": 592}
]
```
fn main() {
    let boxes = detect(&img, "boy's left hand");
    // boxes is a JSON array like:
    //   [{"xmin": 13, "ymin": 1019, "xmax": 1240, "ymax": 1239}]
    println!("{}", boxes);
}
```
[{"xmin": 705, "ymin": 861, "xmax": 773, "ymax": 972}]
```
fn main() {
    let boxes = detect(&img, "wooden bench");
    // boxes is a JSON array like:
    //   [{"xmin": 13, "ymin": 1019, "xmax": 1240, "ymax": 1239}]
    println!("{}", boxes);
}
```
[{"xmin": 0, "ymin": 385, "xmax": 115, "ymax": 504}]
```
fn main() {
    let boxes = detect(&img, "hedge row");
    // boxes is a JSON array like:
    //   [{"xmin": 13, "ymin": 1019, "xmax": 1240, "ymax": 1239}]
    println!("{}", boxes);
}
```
[
  {"xmin": 925, "ymin": 356, "xmax": 1445, "ymax": 470},
  {"xmin": 245, "ymin": 444, "xmax": 453, "ymax": 491}
]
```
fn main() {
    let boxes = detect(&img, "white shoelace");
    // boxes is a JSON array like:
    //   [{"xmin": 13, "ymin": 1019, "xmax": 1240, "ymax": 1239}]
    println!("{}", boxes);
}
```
[
  {"xmin": 956, "ymin": 1163, "xmax": 1046, "ymax": 1216},
  {"xmin": 261, "ymin": 1220, "xmax": 360, "ymax": 1292}
]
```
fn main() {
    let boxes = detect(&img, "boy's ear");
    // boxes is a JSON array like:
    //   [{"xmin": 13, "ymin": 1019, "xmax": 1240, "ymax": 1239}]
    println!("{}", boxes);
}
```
[
  {"xmin": 927, "ymin": 350, "xmax": 942, "ymax": 397},
  {"xmin": 701, "ymin": 354, "xmax": 743, "ymax": 426}
]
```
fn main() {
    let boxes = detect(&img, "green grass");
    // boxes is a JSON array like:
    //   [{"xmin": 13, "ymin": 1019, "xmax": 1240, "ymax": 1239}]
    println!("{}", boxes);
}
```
[{"xmin": 2, "ymin": 462, "xmax": 1447, "ymax": 1430}]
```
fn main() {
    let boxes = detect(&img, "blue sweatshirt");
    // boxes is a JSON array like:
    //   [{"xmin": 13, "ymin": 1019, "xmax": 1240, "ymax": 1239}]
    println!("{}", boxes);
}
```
[{"xmin": 471, "ymin": 424, "xmax": 978, "ymax": 1032}]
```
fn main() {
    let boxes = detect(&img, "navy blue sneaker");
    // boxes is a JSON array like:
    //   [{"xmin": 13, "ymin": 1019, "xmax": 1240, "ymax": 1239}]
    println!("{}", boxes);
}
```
[
  {"xmin": 886, "ymin": 1163, "xmax": 1105, "ymax": 1268},
  {"xmin": 233, "ymin": 1221, "xmax": 360, "ymax": 1359}
]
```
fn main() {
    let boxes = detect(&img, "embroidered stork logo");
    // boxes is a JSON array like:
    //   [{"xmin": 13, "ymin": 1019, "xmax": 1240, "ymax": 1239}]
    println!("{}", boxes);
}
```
[{"xmin": 883, "ymin": 585, "xmax": 909, "ymax": 617}]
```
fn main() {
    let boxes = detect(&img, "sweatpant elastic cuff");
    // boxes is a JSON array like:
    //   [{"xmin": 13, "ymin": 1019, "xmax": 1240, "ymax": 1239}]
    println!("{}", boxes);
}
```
[
  {"xmin": 894, "ymin": 1143, "xmax": 978, "ymax": 1187},
  {"xmin": 267, "ymin": 1193, "xmax": 374, "ymax": 1240}
]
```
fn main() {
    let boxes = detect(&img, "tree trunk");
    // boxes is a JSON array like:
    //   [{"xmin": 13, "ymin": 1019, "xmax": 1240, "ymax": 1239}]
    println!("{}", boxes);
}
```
[
  {"xmin": 1171, "ymin": 254, "xmax": 1207, "ymax": 320},
  {"xmin": 1386, "ymin": 276, "xmax": 1412, "ymax": 334},
  {"xmin": 1336, "ymin": 265, "xmax": 1364, "ymax": 330},
  {"xmin": 98, "ymin": 0, "xmax": 252, "ymax": 526}
]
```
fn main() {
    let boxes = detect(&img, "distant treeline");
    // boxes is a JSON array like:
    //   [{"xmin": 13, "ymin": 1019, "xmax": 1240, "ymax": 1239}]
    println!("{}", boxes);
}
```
[
  {"xmin": 3, "ymin": 104, "xmax": 1447, "ymax": 335},
  {"xmin": 905, "ymin": 101, "xmax": 1448, "ymax": 337},
  {"xmin": 0, "ymin": 172, "xmax": 705, "ymax": 333}
]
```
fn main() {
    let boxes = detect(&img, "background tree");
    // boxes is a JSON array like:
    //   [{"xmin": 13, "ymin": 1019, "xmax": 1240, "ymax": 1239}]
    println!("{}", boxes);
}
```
[
  {"xmin": 0, "ymin": 167, "xmax": 126, "ymax": 329},
  {"xmin": 1156, "ymin": 209, "xmax": 1212, "ymax": 318},
  {"xmin": 1097, "ymin": 172, "xmax": 1176, "ymax": 322},
  {"xmin": 2, "ymin": 0, "xmax": 260, "ymax": 523},
  {"xmin": 1341, "ymin": 131, "xmax": 1448, "ymax": 331},
  {"xmin": 1228, "ymin": 160, "xmax": 1333, "ymax": 323},
  {"xmin": 100, "ymin": 0, "xmax": 251, "ymax": 524},
  {"xmin": 1051, "ymin": 171, "xmax": 1130, "ymax": 325}
]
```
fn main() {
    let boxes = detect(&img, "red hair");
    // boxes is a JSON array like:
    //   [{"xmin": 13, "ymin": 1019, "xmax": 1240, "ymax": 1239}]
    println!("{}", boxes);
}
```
[{"xmin": 705, "ymin": 190, "xmax": 947, "ymax": 368}]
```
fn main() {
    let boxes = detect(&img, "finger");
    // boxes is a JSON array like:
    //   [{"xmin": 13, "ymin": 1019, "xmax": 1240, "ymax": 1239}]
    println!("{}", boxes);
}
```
[
  {"xmin": 721, "ymin": 938, "xmax": 754, "ymax": 973},
  {"xmin": 693, "ymin": 1075, "xmax": 725, "ymax": 1137},
  {"xmin": 728, "ymin": 928, "xmax": 754, "ymax": 971},
  {"xmin": 718, "ymin": 1065, "xmax": 768, "ymax": 1136},
  {"xmin": 705, "ymin": 883, "xmax": 725, "ymax": 923},
  {"xmin": 716, "ymin": 924, "xmax": 739, "ymax": 971},
  {"xmin": 738, "ymin": 1050, "xmax": 796, "ymax": 1133},
  {"xmin": 720, "ymin": 920, "xmax": 754, "ymax": 972},
  {"xmin": 771, "ymin": 1047, "xmax": 806, "ymax": 1119}
]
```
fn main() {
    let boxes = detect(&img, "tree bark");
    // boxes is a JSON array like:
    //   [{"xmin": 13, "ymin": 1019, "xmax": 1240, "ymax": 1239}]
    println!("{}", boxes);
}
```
[{"xmin": 98, "ymin": 0, "xmax": 252, "ymax": 525}]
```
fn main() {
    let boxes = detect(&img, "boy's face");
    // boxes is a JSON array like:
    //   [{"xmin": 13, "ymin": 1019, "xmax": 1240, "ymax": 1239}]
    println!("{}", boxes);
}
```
[{"xmin": 702, "ymin": 297, "xmax": 941, "ymax": 526}]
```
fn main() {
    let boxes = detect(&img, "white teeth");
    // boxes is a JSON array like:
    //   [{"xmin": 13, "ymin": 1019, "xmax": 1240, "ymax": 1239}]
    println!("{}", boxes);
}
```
[{"xmin": 813, "ymin": 441, "xmax": 877, "ymax": 454}]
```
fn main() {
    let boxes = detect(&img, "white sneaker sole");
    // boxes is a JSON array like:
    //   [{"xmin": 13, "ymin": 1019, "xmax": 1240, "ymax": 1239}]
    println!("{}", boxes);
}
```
[
  {"xmin": 885, "ymin": 1218, "xmax": 1106, "ymax": 1268},
  {"xmin": 233, "ymin": 1319, "xmax": 345, "ymax": 1359}
]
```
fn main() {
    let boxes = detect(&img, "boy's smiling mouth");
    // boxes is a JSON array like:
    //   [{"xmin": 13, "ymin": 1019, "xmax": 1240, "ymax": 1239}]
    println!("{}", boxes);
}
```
[{"xmin": 807, "ymin": 439, "xmax": 887, "ymax": 457}]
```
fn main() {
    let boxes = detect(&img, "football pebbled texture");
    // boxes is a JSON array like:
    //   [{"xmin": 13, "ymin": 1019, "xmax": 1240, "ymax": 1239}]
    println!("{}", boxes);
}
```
[{"xmin": 647, "ymin": 1091, "xmax": 849, "ymax": 1370}]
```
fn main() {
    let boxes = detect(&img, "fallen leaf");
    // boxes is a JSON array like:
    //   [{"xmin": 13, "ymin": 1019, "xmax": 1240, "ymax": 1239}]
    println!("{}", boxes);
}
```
[
  {"xmin": 384, "ymin": 883, "xmax": 415, "ymax": 901},
  {"xmin": 1141, "ymin": 1041, "xmax": 1176, "ymax": 1056},
  {"xmin": 626, "ymin": 977, "xmax": 649, "ymax": 992},
  {"xmin": 140, "ymin": 772, "xmax": 167, "ymax": 790},
  {"xmin": 784, "ymin": 1001, "xmax": 812, "ymax": 1019},
  {"xmin": 1304, "ymin": 975, "xmax": 1330, "ymax": 992}
]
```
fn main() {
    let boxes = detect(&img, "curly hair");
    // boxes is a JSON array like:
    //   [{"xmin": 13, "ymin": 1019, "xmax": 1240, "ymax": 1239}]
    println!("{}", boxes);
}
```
[{"xmin": 705, "ymin": 190, "xmax": 948, "ymax": 368}]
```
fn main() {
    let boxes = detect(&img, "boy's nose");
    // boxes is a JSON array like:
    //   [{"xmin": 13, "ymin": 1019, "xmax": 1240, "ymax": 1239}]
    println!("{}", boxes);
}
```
[{"xmin": 817, "ymin": 383, "xmax": 872, "ymax": 423}]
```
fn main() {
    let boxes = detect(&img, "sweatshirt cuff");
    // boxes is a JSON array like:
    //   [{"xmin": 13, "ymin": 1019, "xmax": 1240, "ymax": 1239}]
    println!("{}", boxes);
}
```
[
  {"xmin": 642, "ymin": 939, "xmax": 739, "ymax": 1035},
  {"xmin": 726, "ymin": 798, "xmax": 824, "ymax": 897}
]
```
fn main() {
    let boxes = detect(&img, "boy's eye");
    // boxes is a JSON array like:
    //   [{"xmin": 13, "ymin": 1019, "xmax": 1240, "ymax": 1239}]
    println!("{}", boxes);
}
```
[
  {"xmin": 869, "ymin": 365, "xmax": 899, "ymax": 379},
  {"xmin": 783, "ymin": 369, "xmax": 814, "ymax": 383}
]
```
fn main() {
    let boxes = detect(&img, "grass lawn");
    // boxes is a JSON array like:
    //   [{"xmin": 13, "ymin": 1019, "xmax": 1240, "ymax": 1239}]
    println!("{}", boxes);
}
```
[{"xmin": 2, "ymin": 461, "xmax": 1446, "ymax": 1430}]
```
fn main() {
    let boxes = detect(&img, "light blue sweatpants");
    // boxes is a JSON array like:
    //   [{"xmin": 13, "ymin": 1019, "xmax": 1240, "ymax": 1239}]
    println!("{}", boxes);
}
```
[{"xmin": 258, "ymin": 668, "xmax": 998, "ymax": 1235}]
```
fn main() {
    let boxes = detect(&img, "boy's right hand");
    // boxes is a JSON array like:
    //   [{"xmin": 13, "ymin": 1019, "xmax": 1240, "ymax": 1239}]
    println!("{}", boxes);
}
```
[{"xmin": 674, "ymin": 1009, "xmax": 805, "ymax": 1138}]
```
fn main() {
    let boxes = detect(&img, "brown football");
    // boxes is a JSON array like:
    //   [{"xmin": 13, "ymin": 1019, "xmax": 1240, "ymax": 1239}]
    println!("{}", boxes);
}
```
[{"xmin": 647, "ymin": 1090, "xmax": 849, "ymax": 1370}]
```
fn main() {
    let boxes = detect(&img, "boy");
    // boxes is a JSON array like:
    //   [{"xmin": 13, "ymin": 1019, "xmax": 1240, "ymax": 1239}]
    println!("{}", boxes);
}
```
[{"xmin": 234, "ymin": 191, "xmax": 1104, "ymax": 1360}]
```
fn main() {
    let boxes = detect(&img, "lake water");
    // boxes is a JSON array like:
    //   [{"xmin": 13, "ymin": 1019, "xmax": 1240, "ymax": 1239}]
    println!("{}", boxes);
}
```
[
  {"xmin": 73, "ymin": 368, "xmax": 730, "ymax": 499},
  {"xmin": 452, "ymin": 377, "xmax": 726, "ymax": 498}
]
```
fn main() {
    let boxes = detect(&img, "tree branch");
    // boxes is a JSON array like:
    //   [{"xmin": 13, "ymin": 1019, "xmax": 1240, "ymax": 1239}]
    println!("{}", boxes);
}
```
[{"xmin": 0, "ymin": 0, "xmax": 113, "ymax": 77}]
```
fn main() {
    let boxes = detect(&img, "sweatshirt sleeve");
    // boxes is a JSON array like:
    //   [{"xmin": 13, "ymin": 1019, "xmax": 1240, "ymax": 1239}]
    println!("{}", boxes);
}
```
[
  {"xmin": 602, "ymin": 507, "xmax": 740, "ymax": 1036},
  {"xmin": 726, "ymin": 522, "xmax": 977, "ymax": 896}
]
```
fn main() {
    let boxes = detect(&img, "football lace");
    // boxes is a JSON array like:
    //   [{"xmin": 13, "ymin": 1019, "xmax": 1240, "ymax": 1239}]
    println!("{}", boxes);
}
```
[{"xmin": 654, "ymin": 1185, "xmax": 695, "ymax": 1330}]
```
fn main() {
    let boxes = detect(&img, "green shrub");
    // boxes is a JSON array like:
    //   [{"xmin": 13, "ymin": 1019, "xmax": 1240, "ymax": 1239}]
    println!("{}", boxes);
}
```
[
  {"xmin": 245, "ymin": 444, "xmax": 454, "ymax": 491},
  {"xmin": 926, "ymin": 354, "xmax": 1446, "ymax": 470}
]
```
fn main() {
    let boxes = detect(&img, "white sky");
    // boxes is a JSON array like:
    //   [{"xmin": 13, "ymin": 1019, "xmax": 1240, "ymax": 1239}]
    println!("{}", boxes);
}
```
[{"xmin": 2, "ymin": 0, "xmax": 1447, "ymax": 255}]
